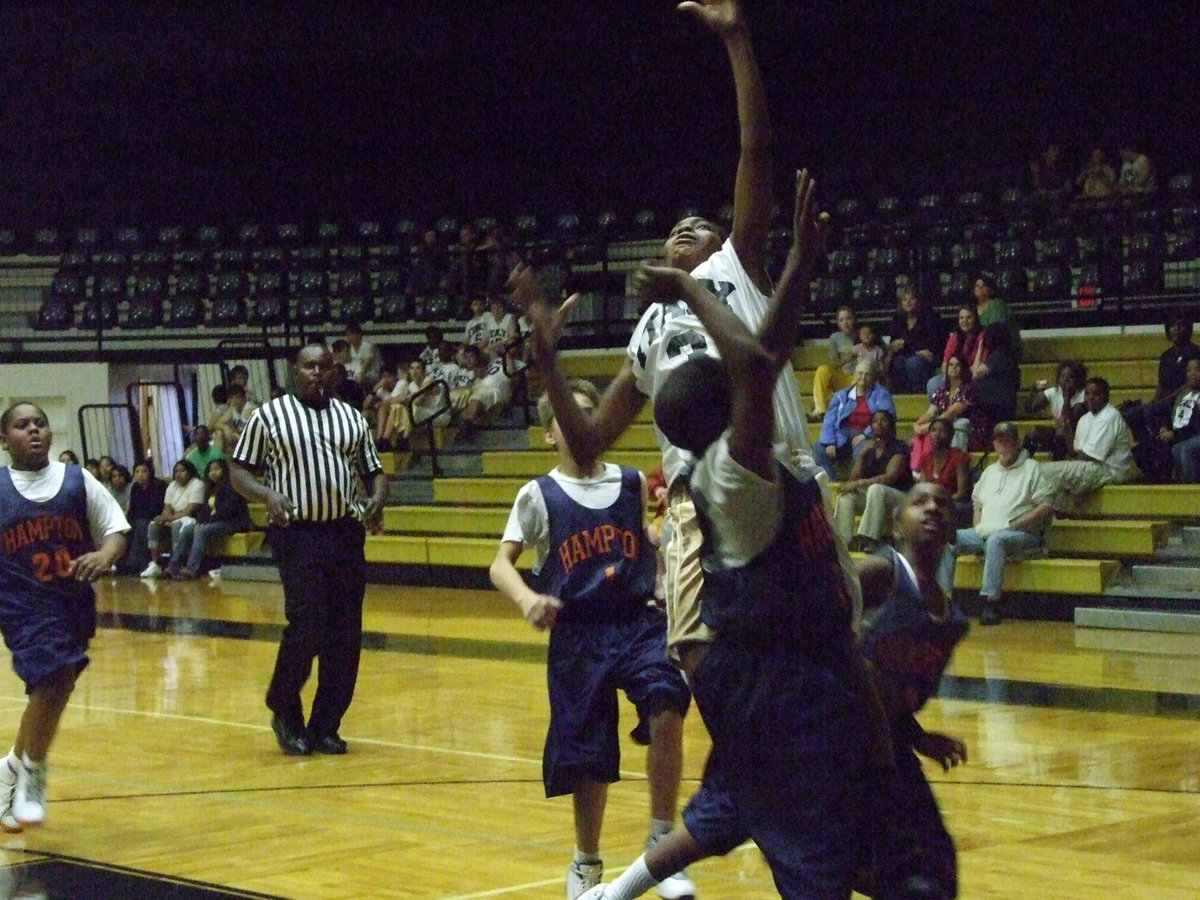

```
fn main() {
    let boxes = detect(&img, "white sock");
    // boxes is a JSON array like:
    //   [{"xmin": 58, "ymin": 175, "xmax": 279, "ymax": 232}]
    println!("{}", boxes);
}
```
[
  {"xmin": 5, "ymin": 749, "xmax": 18, "ymax": 771},
  {"xmin": 607, "ymin": 856, "xmax": 657, "ymax": 900},
  {"xmin": 574, "ymin": 847, "xmax": 601, "ymax": 866}
]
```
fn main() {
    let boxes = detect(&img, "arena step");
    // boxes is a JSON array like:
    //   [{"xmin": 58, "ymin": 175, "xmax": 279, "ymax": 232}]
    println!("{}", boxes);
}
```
[
  {"xmin": 482, "ymin": 449, "xmax": 663, "ymax": 477},
  {"xmin": 951, "ymin": 556, "xmax": 1120, "ymax": 595},
  {"xmin": 434, "ymin": 477, "xmax": 526, "ymax": 506},
  {"xmin": 1075, "ymin": 485, "xmax": 1200, "ymax": 519},
  {"xmin": 1129, "ymin": 563, "xmax": 1200, "ymax": 591},
  {"xmin": 382, "ymin": 505, "xmax": 510, "ymax": 536},
  {"xmin": 1045, "ymin": 519, "xmax": 1171, "ymax": 556},
  {"xmin": 1074, "ymin": 607, "xmax": 1200, "ymax": 634}
]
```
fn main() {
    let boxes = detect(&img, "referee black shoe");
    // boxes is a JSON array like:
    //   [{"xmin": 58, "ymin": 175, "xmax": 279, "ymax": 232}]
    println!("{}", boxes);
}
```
[
  {"xmin": 271, "ymin": 715, "xmax": 312, "ymax": 756},
  {"xmin": 309, "ymin": 732, "xmax": 348, "ymax": 755}
]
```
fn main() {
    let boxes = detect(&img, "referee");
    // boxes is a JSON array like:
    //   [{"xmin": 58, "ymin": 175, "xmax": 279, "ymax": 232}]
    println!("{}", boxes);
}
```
[{"xmin": 230, "ymin": 343, "xmax": 388, "ymax": 756}]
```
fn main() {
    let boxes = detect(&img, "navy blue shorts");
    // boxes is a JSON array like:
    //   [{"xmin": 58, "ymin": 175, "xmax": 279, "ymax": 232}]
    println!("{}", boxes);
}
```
[
  {"xmin": 543, "ymin": 605, "xmax": 691, "ymax": 797},
  {"xmin": 683, "ymin": 639, "xmax": 869, "ymax": 899},
  {"xmin": 0, "ymin": 587, "xmax": 95, "ymax": 692}
]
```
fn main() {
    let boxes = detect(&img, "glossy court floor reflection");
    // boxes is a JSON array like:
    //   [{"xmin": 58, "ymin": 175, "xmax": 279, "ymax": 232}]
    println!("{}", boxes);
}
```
[{"xmin": 0, "ymin": 576, "xmax": 1196, "ymax": 899}]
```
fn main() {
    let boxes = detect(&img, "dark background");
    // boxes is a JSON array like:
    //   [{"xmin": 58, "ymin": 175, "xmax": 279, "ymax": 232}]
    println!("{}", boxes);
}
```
[{"xmin": 1, "ymin": 1, "xmax": 1198, "ymax": 231}]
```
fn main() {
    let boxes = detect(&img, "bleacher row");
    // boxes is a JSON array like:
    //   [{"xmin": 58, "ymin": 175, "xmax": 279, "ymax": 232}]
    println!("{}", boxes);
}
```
[
  {"xmin": 206, "ymin": 331, "xmax": 1200, "ymax": 603},
  {"xmin": 14, "ymin": 175, "xmax": 1200, "ymax": 338}
]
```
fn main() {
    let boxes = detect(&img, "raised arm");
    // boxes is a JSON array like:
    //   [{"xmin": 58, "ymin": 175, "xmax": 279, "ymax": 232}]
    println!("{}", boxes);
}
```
[
  {"xmin": 679, "ymin": 0, "xmax": 772, "ymax": 291},
  {"xmin": 635, "ymin": 170, "xmax": 820, "ymax": 474},
  {"xmin": 507, "ymin": 267, "xmax": 646, "ymax": 469}
]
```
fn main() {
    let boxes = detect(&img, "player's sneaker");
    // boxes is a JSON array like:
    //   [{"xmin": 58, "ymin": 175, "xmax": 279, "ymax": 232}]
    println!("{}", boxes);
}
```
[
  {"xmin": 576, "ymin": 886, "xmax": 610, "ymax": 900},
  {"xmin": 140, "ymin": 561, "xmax": 161, "ymax": 578},
  {"xmin": 13, "ymin": 755, "xmax": 46, "ymax": 826},
  {"xmin": 648, "ymin": 835, "xmax": 696, "ymax": 900},
  {"xmin": 0, "ymin": 758, "xmax": 21, "ymax": 833},
  {"xmin": 566, "ymin": 860, "xmax": 603, "ymax": 900}
]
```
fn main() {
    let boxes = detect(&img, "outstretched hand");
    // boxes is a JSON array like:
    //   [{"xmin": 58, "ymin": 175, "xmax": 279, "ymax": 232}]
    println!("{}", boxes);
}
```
[
  {"xmin": 631, "ymin": 263, "xmax": 688, "ymax": 305},
  {"xmin": 785, "ymin": 168, "xmax": 830, "ymax": 277},
  {"xmin": 505, "ymin": 263, "xmax": 579, "ymax": 366},
  {"xmin": 677, "ymin": 0, "xmax": 745, "ymax": 36}
]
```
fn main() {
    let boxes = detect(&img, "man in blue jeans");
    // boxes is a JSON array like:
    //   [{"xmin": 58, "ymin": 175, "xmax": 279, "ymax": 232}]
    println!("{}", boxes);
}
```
[{"xmin": 937, "ymin": 421, "xmax": 1054, "ymax": 625}]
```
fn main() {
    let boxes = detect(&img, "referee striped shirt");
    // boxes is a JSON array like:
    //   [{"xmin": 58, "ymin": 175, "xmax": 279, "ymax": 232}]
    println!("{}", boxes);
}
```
[{"xmin": 231, "ymin": 394, "xmax": 384, "ymax": 523}]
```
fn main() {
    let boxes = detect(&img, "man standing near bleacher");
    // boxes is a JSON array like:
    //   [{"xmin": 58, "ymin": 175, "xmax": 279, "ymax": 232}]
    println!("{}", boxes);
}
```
[
  {"xmin": 937, "ymin": 421, "xmax": 1054, "ymax": 626},
  {"xmin": 229, "ymin": 343, "xmax": 387, "ymax": 756}
]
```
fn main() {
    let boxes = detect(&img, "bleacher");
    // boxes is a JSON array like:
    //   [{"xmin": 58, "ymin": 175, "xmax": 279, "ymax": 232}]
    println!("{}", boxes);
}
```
[{"xmin": 208, "ymin": 331, "xmax": 1200, "ymax": 631}]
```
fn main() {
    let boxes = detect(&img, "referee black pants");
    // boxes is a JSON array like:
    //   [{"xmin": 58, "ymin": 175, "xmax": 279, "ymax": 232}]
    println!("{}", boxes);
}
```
[{"xmin": 265, "ymin": 517, "xmax": 367, "ymax": 736}]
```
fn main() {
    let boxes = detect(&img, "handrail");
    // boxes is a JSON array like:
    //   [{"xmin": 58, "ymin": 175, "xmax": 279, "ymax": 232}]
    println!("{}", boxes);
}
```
[{"xmin": 406, "ymin": 378, "xmax": 452, "ymax": 477}]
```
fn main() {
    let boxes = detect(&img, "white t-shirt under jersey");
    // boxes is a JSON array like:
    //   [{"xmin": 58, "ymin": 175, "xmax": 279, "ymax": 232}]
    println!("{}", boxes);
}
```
[
  {"xmin": 627, "ymin": 238, "xmax": 811, "ymax": 487},
  {"xmin": 6, "ymin": 461, "xmax": 130, "ymax": 544}
]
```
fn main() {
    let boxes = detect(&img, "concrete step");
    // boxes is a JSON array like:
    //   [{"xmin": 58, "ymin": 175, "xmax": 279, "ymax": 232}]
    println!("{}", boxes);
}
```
[
  {"xmin": 386, "ymin": 478, "xmax": 435, "ymax": 505},
  {"xmin": 1129, "ymin": 564, "xmax": 1200, "ymax": 591},
  {"xmin": 217, "ymin": 562, "xmax": 280, "ymax": 583},
  {"xmin": 1181, "ymin": 526, "xmax": 1200, "ymax": 546},
  {"xmin": 1074, "ymin": 607, "xmax": 1200, "ymax": 633}
]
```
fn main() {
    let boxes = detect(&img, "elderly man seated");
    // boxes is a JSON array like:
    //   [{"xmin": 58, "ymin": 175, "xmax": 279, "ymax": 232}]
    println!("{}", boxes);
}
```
[
  {"xmin": 937, "ymin": 421, "xmax": 1055, "ymax": 626},
  {"xmin": 815, "ymin": 358, "xmax": 895, "ymax": 480}
]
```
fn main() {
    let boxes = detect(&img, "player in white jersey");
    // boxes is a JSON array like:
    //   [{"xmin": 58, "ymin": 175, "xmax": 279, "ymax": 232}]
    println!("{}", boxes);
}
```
[{"xmin": 511, "ymin": 0, "xmax": 827, "ymax": 682}]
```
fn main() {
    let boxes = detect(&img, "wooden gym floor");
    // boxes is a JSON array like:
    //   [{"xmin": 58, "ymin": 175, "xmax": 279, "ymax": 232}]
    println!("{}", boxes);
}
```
[{"xmin": 0, "ymin": 576, "xmax": 1196, "ymax": 899}]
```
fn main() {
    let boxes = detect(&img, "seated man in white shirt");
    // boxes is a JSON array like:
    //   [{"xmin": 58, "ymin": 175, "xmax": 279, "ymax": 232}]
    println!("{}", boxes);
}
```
[
  {"xmin": 1038, "ymin": 376, "xmax": 1136, "ymax": 514},
  {"xmin": 937, "ymin": 421, "xmax": 1055, "ymax": 626}
]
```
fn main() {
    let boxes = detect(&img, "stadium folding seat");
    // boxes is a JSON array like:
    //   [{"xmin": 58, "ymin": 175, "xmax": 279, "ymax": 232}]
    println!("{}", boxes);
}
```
[
  {"xmin": 249, "ymin": 271, "xmax": 286, "ymax": 326},
  {"xmin": 1030, "ymin": 265, "xmax": 1069, "ymax": 302},
  {"xmin": 316, "ymin": 222, "xmax": 340, "ymax": 244},
  {"xmin": 32, "ymin": 228, "xmax": 62, "ymax": 255},
  {"xmin": 814, "ymin": 277, "xmax": 852, "ymax": 311},
  {"xmin": 137, "ymin": 248, "xmax": 169, "ymax": 272},
  {"xmin": 954, "ymin": 240, "xmax": 994, "ymax": 271},
  {"xmin": 293, "ymin": 270, "xmax": 330, "ymax": 327},
  {"xmin": 922, "ymin": 242, "xmax": 952, "ymax": 271},
  {"xmin": 171, "ymin": 247, "xmax": 206, "ymax": 272},
  {"xmin": 114, "ymin": 227, "xmax": 142, "ymax": 252},
  {"xmin": 209, "ymin": 294, "xmax": 245, "ymax": 327},
  {"xmin": 1170, "ymin": 204, "xmax": 1200, "ymax": 230},
  {"xmin": 336, "ymin": 243, "xmax": 365, "ymax": 270},
  {"xmin": 237, "ymin": 223, "xmax": 262, "ymax": 245},
  {"xmin": 995, "ymin": 266, "xmax": 1029, "ymax": 302},
  {"xmin": 195, "ymin": 226, "xmax": 221, "ymax": 249},
  {"xmin": 998, "ymin": 186, "xmax": 1030, "ymax": 215},
  {"xmin": 938, "ymin": 271, "xmax": 972, "ymax": 306},
  {"xmin": 276, "ymin": 223, "xmax": 302, "ymax": 245},
  {"xmin": 996, "ymin": 238, "xmax": 1034, "ymax": 268},
  {"xmin": 871, "ymin": 246, "xmax": 909, "ymax": 276},
  {"xmin": 80, "ymin": 298, "xmax": 118, "ymax": 330},
  {"xmin": 36, "ymin": 299, "xmax": 73, "ymax": 330},
  {"xmin": 133, "ymin": 272, "xmax": 166, "ymax": 302},
  {"xmin": 1168, "ymin": 173, "xmax": 1196, "ymax": 203},
  {"xmin": 125, "ymin": 297, "xmax": 162, "ymax": 329},
  {"xmin": 955, "ymin": 191, "xmax": 988, "ymax": 223},
  {"xmin": 94, "ymin": 273, "xmax": 127, "ymax": 305},
  {"xmin": 394, "ymin": 219, "xmax": 417, "ymax": 244},
  {"xmin": 375, "ymin": 292, "xmax": 410, "ymax": 323},
  {"xmin": 58, "ymin": 250, "xmax": 89, "ymax": 275},
  {"xmin": 1123, "ymin": 260, "xmax": 1160, "ymax": 295},
  {"xmin": 255, "ymin": 245, "xmax": 287, "ymax": 272},
  {"xmin": 876, "ymin": 196, "xmax": 903, "ymax": 220},
  {"xmin": 1075, "ymin": 235, "xmax": 1100, "ymax": 263},
  {"xmin": 1132, "ymin": 206, "xmax": 1161, "ymax": 232},
  {"xmin": 291, "ymin": 244, "xmax": 324, "ymax": 270},
  {"xmin": 1124, "ymin": 232, "xmax": 1157, "ymax": 260},
  {"xmin": 1005, "ymin": 217, "xmax": 1038, "ymax": 241},
  {"xmin": 598, "ymin": 211, "xmax": 621, "ymax": 239},
  {"xmin": 0, "ymin": 229, "xmax": 15, "ymax": 255},
  {"xmin": 963, "ymin": 220, "xmax": 999, "ymax": 244},
  {"xmin": 858, "ymin": 273, "xmax": 894, "ymax": 310},
  {"xmin": 1166, "ymin": 230, "xmax": 1198, "ymax": 261},
  {"xmin": 829, "ymin": 248, "xmax": 865, "ymax": 278},
  {"xmin": 73, "ymin": 227, "xmax": 101, "ymax": 254},
  {"xmin": 157, "ymin": 225, "xmax": 184, "ymax": 248},
  {"xmin": 93, "ymin": 250, "xmax": 128, "ymax": 274},
  {"xmin": 168, "ymin": 293, "xmax": 205, "ymax": 328},
  {"xmin": 1038, "ymin": 236, "xmax": 1073, "ymax": 265},
  {"xmin": 336, "ymin": 282, "xmax": 373, "ymax": 325}
]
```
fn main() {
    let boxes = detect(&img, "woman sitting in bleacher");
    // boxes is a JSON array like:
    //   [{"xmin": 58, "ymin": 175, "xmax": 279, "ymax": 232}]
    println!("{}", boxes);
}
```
[
  {"xmin": 968, "ymin": 323, "xmax": 1020, "ymax": 444},
  {"xmin": 883, "ymin": 284, "xmax": 944, "ymax": 393},
  {"xmin": 832, "ymin": 408, "xmax": 913, "ymax": 550},
  {"xmin": 170, "ymin": 458, "xmax": 252, "ymax": 580},
  {"xmin": 815, "ymin": 358, "xmax": 896, "ymax": 479},
  {"xmin": 118, "ymin": 460, "xmax": 166, "ymax": 575},
  {"xmin": 927, "ymin": 303, "xmax": 983, "ymax": 399},
  {"xmin": 1129, "ymin": 357, "xmax": 1200, "ymax": 483},
  {"xmin": 141, "ymin": 459, "xmax": 205, "ymax": 578},
  {"xmin": 909, "ymin": 353, "xmax": 974, "ymax": 472},
  {"xmin": 917, "ymin": 418, "xmax": 972, "ymax": 521},
  {"xmin": 1022, "ymin": 360, "xmax": 1086, "ymax": 460}
]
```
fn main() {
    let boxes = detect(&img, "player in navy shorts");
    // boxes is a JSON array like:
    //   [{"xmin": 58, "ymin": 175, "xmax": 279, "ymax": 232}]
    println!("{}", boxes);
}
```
[
  {"xmin": 490, "ymin": 380, "xmax": 693, "ymax": 900},
  {"xmin": 0, "ymin": 402, "xmax": 129, "ymax": 832},
  {"xmin": 857, "ymin": 482, "xmax": 970, "ymax": 899}
]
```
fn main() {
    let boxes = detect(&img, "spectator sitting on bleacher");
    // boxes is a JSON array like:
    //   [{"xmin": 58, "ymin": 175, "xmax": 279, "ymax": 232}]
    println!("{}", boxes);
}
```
[
  {"xmin": 344, "ymin": 321, "xmax": 380, "ymax": 389},
  {"xmin": 937, "ymin": 421, "xmax": 1054, "ymax": 626},
  {"xmin": 481, "ymin": 294, "xmax": 518, "ymax": 359},
  {"xmin": 815, "ymin": 358, "xmax": 896, "ymax": 479},
  {"xmin": 185, "ymin": 425, "xmax": 224, "ymax": 477},
  {"xmin": 380, "ymin": 360, "xmax": 448, "ymax": 449},
  {"xmin": 917, "ymin": 419, "xmax": 972, "ymax": 517},
  {"xmin": 1022, "ymin": 360, "xmax": 1086, "ymax": 460},
  {"xmin": 853, "ymin": 321, "xmax": 886, "ymax": 373},
  {"xmin": 328, "ymin": 362, "xmax": 366, "ymax": 410},
  {"xmin": 462, "ymin": 297, "xmax": 489, "ymax": 355},
  {"xmin": 927, "ymin": 304, "xmax": 983, "ymax": 400},
  {"xmin": 107, "ymin": 464, "xmax": 132, "ymax": 512},
  {"xmin": 1153, "ymin": 314, "xmax": 1200, "ymax": 402},
  {"xmin": 1076, "ymin": 147, "xmax": 1116, "ymax": 199},
  {"xmin": 1116, "ymin": 144, "xmax": 1156, "ymax": 195},
  {"xmin": 447, "ymin": 345, "xmax": 481, "ymax": 415},
  {"xmin": 1129, "ymin": 358, "xmax": 1200, "ymax": 483},
  {"xmin": 460, "ymin": 346, "xmax": 513, "ymax": 441},
  {"xmin": 227, "ymin": 364, "xmax": 259, "ymax": 406},
  {"xmin": 883, "ymin": 284, "xmax": 944, "ymax": 394},
  {"xmin": 968, "ymin": 324, "xmax": 1020, "ymax": 443},
  {"xmin": 169, "ymin": 458, "xmax": 253, "ymax": 580},
  {"xmin": 832, "ymin": 409, "xmax": 913, "ymax": 551},
  {"xmin": 418, "ymin": 325, "xmax": 451, "ymax": 369},
  {"xmin": 973, "ymin": 273, "xmax": 1021, "ymax": 365},
  {"xmin": 118, "ymin": 461, "xmax": 166, "ymax": 576},
  {"xmin": 363, "ymin": 365, "xmax": 399, "ymax": 432},
  {"xmin": 141, "ymin": 459, "xmax": 205, "ymax": 579},
  {"xmin": 810, "ymin": 304, "xmax": 858, "ymax": 422},
  {"xmin": 910, "ymin": 353, "xmax": 974, "ymax": 472},
  {"xmin": 1038, "ymin": 377, "xmax": 1136, "ymax": 515},
  {"xmin": 212, "ymin": 384, "xmax": 258, "ymax": 450}
]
